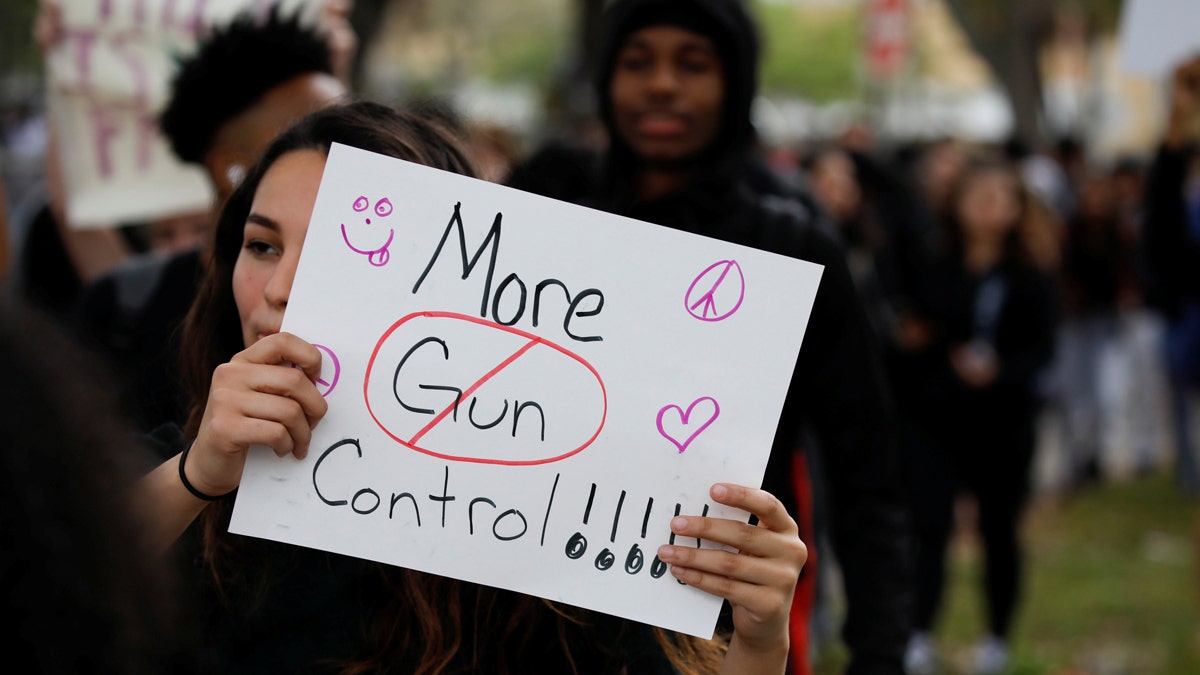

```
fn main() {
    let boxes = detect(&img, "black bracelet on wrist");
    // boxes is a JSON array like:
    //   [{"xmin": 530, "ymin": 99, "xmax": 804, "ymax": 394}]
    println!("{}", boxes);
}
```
[{"xmin": 178, "ymin": 440, "xmax": 233, "ymax": 501}]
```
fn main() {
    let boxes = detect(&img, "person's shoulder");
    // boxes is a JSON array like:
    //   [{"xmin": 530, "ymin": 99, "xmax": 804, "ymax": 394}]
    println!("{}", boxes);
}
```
[
  {"xmin": 745, "ymin": 188, "xmax": 844, "ymax": 263},
  {"xmin": 505, "ymin": 140, "xmax": 603, "ymax": 202},
  {"xmin": 115, "ymin": 246, "xmax": 201, "ymax": 281},
  {"xmin": 163, "ymin": 246, "xmax": 204, "ymax": 273},
  {"xmin": 157, "ymin": 247, "xmax": 206, "ymax": 295},
  {"xmin": 991, "ymin": 260, "xmax": 1055, "ymax": 314},
  {"xmin": 98, "ymin": 247, "xmax": 203, "ymax": 310},
  {"xmin": 756, "ymin": 191, "xmax": 822, "ymax": 229},
  {"xmin": 1010, "ymin": 259, "xmax": 1056, "ymax": 292},
  {"xmin": 88, "ymin": 252, "xmax": 175, "ymax": 312}
]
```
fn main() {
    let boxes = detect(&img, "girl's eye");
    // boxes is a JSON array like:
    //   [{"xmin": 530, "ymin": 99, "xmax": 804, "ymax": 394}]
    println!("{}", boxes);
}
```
[
  {"xmin": 243, "ymin": 239, "xmax": 278, "ymax": 256},
  {"xmin": 375, "ymin": 198, "xmax": 393, "ymax": 217},
  {"xmin": 353, "ymin": 196, "xmax": 369, "ymax": 212}
]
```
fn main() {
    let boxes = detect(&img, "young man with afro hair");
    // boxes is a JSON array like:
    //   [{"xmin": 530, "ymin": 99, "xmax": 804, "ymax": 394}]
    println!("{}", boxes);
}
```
[
  {"xmin": 77, "ymin": 5, "xmax": 348, "ymax": 434},
  {"xmin": 159, "ymin": 4, "xmax": 347, "ymax": 208}
]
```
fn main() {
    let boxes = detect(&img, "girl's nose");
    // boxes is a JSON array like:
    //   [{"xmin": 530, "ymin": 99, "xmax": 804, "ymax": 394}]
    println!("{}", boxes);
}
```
[{"xmin": 264, "ymin": 252, "xmax": 300, "ymax": 308}]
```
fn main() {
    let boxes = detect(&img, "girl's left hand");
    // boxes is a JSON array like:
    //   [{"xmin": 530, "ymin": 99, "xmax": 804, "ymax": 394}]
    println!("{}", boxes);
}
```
[
  {"xmin": 657, "ymin": 483, "xmax": 806, "ymax": 651},
  {"xmin": 951, "ymin": 341, "xmax": 1000, "ymax": 388}
]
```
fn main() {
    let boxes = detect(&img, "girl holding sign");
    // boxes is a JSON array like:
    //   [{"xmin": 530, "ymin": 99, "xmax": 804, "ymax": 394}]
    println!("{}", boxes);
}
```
[
  {"xmin": 134, "ymin": 101, "xmax": 806, "ymax": 674},
  {"xmin": 905, "ymin": 157, "xmax": 1057, "ymax": 675}
]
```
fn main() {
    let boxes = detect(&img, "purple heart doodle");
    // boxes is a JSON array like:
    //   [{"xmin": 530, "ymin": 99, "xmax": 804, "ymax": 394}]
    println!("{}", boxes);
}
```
[{"xmin": 656, "ymin": 397, "xmax": 720, "ymax": 454}]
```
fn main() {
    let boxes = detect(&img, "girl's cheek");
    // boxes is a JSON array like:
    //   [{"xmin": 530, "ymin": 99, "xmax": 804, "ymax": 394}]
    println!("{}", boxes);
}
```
[{"xmin": 232, "ymin": 266, "xmax": 258, "ymax": 312}]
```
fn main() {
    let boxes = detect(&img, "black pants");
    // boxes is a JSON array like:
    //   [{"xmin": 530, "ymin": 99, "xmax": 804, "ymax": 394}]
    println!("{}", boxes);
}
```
[{"xmin": 905, "ymin": 404, "xmax": 1036, "ymax": 639}]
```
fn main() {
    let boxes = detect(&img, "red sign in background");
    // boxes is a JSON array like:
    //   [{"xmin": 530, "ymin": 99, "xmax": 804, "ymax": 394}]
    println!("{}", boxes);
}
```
[{"xmin": 865, "ymin": 0, "xmax": 911, "ymax": 81}]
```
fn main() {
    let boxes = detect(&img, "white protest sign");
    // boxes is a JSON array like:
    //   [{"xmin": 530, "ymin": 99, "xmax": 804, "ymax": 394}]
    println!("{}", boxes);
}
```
[
  {"xmin": 45, "ymin": 0, "xmax": 318, "ymax": 228},
  {"xmin": 1118, "ymin": 0, "xmax": 1200, "ymax": 78},
  {"xmin": 229, "ymin": 143, "xmax": 824, "ymax": 638}
]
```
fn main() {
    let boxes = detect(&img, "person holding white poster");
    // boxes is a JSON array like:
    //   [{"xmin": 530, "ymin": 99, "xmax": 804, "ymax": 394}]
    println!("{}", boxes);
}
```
[
  {"xmin": 76, "ymin": 5, "xmax": 348, "ymax": 433},
  {"xmin": 1144, "ymin": 53, "xmax": 1200, "ymax": 497},
  {"xmin": 508, "ymin": 1, "xmax": 912, "ymax": 672},
  {"xmin": 135, "ymin": 100, "xmax": 807, "ymax": 674}
]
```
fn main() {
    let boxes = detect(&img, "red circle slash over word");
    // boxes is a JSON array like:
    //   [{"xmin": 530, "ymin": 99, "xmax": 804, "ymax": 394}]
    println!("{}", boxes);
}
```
[{"xmin": 364, "ymin": 311, "xmax": 607, "ymax": 466}]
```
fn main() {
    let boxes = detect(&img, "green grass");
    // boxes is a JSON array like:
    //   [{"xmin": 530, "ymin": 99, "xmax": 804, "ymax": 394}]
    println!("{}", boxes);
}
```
[{"xmin": 815, "ymin": 471, "xmax": 1200, "ymax": 674}]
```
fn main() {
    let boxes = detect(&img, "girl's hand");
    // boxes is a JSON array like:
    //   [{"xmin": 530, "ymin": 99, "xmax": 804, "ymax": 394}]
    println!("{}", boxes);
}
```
[
  {"xmin": 657, "ymin": 483, "xmax": 806, "ymax": 654},
  {"xmin": 1167, "ymin": 54, "xmax": 1200, "ymax": 149},
  {"xmin": 33, "ymin": 0, "xmax": 64, "ymax": 54},
  {"xmin": 186, "ymin": 332, "xmax": 328, "ymax": 498},
  {"xmin": 951, "ymin": 341, "xmax": 999, "ymax": 388}
]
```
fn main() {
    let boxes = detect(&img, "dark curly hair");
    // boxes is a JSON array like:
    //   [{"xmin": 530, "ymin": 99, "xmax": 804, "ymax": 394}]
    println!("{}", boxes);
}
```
[{"xmin": 159, "ymin": 4, "xmax": 334, "ymax": 165}]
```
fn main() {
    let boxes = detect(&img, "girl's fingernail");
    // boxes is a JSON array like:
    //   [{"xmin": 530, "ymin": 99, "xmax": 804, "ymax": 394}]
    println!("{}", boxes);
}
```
[
  {"xmin": 712, "ymin": 484, "xmax": 728, "ymax": 499},
  {"xmin": 671, "ymin": 516, "xmax": 688, "ymax": 531},
  {"xmin": 658, "ymin": 545, "xmax": 674, "ymax": 560}
]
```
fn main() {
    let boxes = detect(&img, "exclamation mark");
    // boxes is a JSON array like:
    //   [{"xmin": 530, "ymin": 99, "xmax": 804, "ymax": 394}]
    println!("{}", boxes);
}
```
[
  {"xmin": 538, "ymin": 473, "xmax": 560, "ymax": 547},
  {"xmin": 564, "ymin": 483, "xmax": 596, "ymax": 560},
  {"xmin": 625, "ymin": 496, "xmax": 653, "ymax": 575},
  {"xmin": 609, "ymin": 490, "xmax": 626, "ymax": 543},
  {"xmin": 651, "ymin": 503, "xmax": 683, "ymax": 579},
  {"xmin": 593, "ymin": 490, "xmax": 626, "ymax": 571}
]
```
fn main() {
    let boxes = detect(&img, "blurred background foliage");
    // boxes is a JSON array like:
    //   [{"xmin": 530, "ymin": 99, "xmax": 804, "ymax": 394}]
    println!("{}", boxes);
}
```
[
  {"xmin": 756, "ymin": 1, "xmax": 860, "ymax": 101},
  {"xmin": 0, "ymin": 0, "xmax": 1161, "ymax": 156}
]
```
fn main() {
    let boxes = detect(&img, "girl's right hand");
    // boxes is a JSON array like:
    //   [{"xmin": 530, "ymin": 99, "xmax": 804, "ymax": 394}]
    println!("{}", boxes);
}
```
[{"xmin": 185, "ymin": 332, "xmax": 328, "ymax": 498}]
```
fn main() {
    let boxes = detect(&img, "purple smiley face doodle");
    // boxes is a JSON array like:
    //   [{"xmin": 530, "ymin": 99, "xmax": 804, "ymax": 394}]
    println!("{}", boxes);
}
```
[{"xmin": 340, "ymin": 195, "xmax": 395, "ymax": 267}]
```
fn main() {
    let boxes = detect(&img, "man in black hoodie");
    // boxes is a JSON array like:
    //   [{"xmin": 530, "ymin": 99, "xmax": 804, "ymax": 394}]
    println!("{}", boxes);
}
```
[{"xmin": 509, "ymin": 1, "xmax": 913, "ymax": 672}]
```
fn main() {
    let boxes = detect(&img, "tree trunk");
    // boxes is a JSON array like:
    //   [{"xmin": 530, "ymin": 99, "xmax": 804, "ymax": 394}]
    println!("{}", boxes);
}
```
[
  {"xmin": 562, "ymin": 0, "xmax": 606, "ymax": 128},
  {"xmin": 944, "ymin": 0, "xmax": 1054, "ymax": 149},
  {"xmin": 348, "ymin": 0, "xmax": 397, "ymax": 92}
]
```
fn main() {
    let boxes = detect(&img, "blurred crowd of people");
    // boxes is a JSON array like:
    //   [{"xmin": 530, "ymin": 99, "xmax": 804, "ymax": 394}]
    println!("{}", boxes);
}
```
[{"xmin": 2, "ymin": 1, "xmax": 1200, "ymax": 674}]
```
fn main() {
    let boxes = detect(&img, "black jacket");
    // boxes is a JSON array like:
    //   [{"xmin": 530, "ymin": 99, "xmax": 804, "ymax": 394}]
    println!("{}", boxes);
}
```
[
  {"xmin": 923, "ymin": 256, "xmax": 1056, "ymax": 429},
  {"xmin": 596, "ymin": 160, "xmax": 912, "ymax": 675},
  {"xmin": 75, "ymin": 248, "xmax": 204, "ymax": 432},
  {"xmin": 1143, "ymin": 144, "xmax": 1200, "ymax": 317}
]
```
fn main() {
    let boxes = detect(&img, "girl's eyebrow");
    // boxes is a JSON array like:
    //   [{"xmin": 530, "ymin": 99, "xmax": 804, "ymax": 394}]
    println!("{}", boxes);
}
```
[{"xmin": 246, "ymin": 213, "xmax": 281, "ymax": 231}]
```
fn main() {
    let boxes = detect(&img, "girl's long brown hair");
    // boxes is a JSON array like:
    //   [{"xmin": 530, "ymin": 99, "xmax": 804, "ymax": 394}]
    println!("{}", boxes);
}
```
[
  {"xmin": 178, "ymin": 100, "xmax": 729, "ymax": 673},
  {"xmin": 942, "ymin": 154, "xmax": 1062, "ymax": 272}
]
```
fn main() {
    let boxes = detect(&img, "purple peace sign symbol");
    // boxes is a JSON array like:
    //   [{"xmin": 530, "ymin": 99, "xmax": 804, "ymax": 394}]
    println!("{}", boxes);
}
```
[
  {"xmin": 685, "ymin": 260, "xmax": 745, "ymax": 322},
  {"xmin": 312, "ymin": 344, "xmax": 341, "ymax": 398}
]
